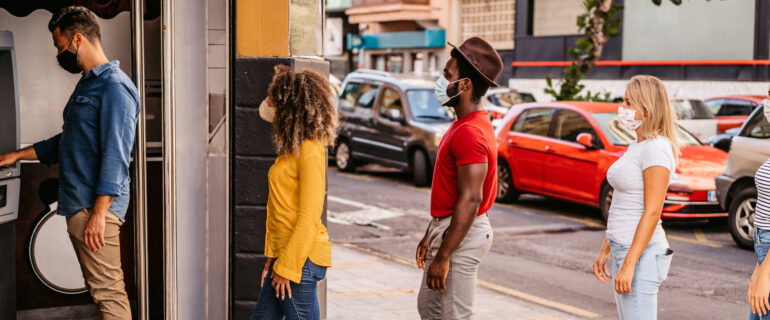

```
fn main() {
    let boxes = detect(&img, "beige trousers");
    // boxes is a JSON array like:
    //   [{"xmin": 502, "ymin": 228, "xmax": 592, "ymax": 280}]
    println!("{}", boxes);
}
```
[
  {"xmin": 66, "ymin": 209, "xmax": 131, "ymax": 320},
  {"xmin": 417, "ymin": 213, "xmax": 494, "ymax": 320}
]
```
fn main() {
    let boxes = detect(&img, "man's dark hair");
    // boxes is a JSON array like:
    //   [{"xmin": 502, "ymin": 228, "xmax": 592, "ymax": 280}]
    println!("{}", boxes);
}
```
[
  {"xmin": 451, "ymin": 49, "xmax": 490, "ymax": 104},
  {"xmin": 48, "ymin": 6, "xmax": 101, "ymax": 43}
]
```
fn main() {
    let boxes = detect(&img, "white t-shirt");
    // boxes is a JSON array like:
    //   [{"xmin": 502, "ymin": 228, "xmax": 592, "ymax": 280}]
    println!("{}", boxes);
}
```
[{"xmin": 606, "ymin": 136, "xmax": 675, "ymax": 245}]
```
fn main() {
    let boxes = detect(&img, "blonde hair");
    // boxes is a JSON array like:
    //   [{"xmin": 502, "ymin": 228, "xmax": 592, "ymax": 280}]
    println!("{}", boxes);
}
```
[{"xmin": 625, "ymin": 75, "xmax": 680, "ymax": 162}]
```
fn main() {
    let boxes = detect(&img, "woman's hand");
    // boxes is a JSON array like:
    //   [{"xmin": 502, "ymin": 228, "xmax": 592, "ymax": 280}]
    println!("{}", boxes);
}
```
[
  {"xmin": 615, "ymin": 264, "xmax": 635, "ymax": 294},
  {"xmin": 271, "ymin": 272, "xmax": 292, "ymax": 300},
  {"xmin": 750, "ymin": 270, "xmax": 770, "ymax": 316},
  {"xmin": 261, "ymin": 258, "xmax": 274, "ymax": 287},
  {"xmin": 593, "ymin": 248, "xmax": 611, "ymax": 284}
]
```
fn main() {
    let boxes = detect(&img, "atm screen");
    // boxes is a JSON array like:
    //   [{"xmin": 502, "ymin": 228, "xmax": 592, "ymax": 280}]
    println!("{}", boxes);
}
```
[{"xmin": 0, "ymin": 184, "xmax": 6, "ymax": 208}]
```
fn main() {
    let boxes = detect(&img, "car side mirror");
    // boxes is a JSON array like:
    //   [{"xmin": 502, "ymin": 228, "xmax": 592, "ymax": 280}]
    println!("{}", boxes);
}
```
[
  {"xmin": 576, "ymin": 133, "xmax": 596, "ymax": 149},
  {"xmin": 388, "ymin": 109, "xmax": 404, "ymax": 123}
]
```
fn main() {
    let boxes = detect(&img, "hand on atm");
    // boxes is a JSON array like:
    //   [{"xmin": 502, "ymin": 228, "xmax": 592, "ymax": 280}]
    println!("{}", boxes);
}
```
[{"xmin": 0, "ymin": 145, "xmax": 38, "ymax": 167}]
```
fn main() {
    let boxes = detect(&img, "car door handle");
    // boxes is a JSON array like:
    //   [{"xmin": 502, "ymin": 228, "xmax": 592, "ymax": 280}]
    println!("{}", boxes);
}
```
[
  {"xmin": 507, "ymin": 139, "xmax": 518, "ymax": 147},
  {"xmin": 545, "ymin": 145, "xmax": 555, "ymax": 153}
]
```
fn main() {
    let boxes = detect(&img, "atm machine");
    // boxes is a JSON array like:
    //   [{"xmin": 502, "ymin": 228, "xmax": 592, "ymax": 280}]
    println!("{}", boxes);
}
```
[{"xmin": 0, "ymin": 31, "xmax": 21, "ymax": 320}]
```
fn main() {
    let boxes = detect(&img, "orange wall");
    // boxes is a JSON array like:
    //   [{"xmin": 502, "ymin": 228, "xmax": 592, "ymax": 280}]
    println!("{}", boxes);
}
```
[{"xmin": 236, "ymin": 0, "xmax": 289, "ymax": 57}]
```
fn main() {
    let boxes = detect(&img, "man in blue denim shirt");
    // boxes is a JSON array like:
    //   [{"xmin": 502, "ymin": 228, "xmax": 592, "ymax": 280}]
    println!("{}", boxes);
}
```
[{"xmin": 0, "ymin": 6, "xmax": 138, "ymax": 319}]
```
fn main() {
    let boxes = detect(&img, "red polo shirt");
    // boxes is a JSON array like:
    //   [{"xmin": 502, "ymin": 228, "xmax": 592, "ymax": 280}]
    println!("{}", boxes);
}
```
[{"xmin": 430, "ymin": 110, "xmax": 497, "ymax": 218}]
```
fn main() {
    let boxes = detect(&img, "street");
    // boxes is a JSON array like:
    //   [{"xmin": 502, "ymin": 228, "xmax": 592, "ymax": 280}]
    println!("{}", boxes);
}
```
[{"xmin": 327, "ymin": 164, "xmax": 756, "ymax": 320}]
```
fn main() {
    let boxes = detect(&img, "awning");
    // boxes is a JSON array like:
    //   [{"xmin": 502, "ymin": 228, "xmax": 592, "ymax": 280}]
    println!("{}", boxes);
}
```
[
  {"xmin": 0, "ymin": 0, "xmax": 160, "ymax": 19},
  {"xmin": 348, "ymin": 29, "xmax": 446, "ymax": 50}
]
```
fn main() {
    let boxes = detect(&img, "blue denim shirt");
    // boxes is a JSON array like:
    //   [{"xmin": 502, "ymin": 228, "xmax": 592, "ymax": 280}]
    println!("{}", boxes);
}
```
[{"xmin": 33, "ymin": 61, "xmax": 140, "ymax": 221}]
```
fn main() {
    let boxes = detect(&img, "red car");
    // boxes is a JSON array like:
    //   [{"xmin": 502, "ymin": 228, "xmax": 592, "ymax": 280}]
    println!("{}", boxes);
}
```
[
  {"xmin": 704, "ymin": 95, "xmax": 765, "ymax": 133},
  {"xmin": 495, "ymin": 101, "xmax": 729, "ymax": 220}
]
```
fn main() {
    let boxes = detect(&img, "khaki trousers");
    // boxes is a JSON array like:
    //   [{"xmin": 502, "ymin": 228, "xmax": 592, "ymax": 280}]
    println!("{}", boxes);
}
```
[
  {"xmin": 66, "ymin": 209, "xmax": 131, "ymax": 320},
  {"xmin": 417, "ymin": 213, "xmax": 494, "ymax": 320}
]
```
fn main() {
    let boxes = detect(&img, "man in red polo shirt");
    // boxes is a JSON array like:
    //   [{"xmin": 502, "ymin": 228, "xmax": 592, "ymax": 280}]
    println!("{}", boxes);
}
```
[{"xmin": 415, "ymin": 36, "xmax": 503, "ymax": 319}]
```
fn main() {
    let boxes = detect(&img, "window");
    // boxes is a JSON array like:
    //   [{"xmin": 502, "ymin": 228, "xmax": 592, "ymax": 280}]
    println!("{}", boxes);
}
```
[
  {"xmin": 718, "ymin": 99, "xmax": 754, "ymax": 116},
  {"xmin": 460, "ymin": 0, "xmax": 515, "ymax": 50},
  {"xmin": 742, "ymin": 111, "xmax": 770, "ymax": 139},
  {"xmin": 378, "ymin": 87, "xmax": 404, "ymax": 121},
  {"xmin": 339, "ymin": 82, "xmax": 361, "ymax": 112},
  {"xmin": 670, "ymin": 99, "xmax": 715, "ymax": 120},
  {"xmin": 704, "ymin": 99, "xmax": 723, "ymax": 115},
  {"xmin": 552, "ymin": 110, "xmax": 600, "ymax": 147},
  {"xmin": 511, "ymin": 108, "xmax": 554, "ymax": 137},
  {"xmin": 407, "ymin": 90, "xmax": 454, "ymax": 121},
  {"xmin": 353, "ymin": 84, "xmax": 379, "ymax": 117}
]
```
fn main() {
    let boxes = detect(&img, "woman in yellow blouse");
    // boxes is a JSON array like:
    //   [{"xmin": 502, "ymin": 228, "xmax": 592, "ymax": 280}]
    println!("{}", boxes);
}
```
[{"xmin": 251, "ymin": 65, "xmax": 337, "ymax": 320}]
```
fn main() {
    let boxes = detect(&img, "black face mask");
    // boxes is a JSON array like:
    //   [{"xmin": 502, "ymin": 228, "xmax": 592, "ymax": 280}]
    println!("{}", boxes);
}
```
[
  {"xmin": 57, "ymin": 38, "xmax": 82, "ymax": 74},
  {"xmin": 444, "ymin": 79, "xmax": 463, "ymax": 107}
]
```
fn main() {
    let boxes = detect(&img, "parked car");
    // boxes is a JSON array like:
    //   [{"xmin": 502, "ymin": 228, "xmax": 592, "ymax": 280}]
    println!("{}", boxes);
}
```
[
  {"xmin": 496, "ymin": 101, "xmax": 728, "ymax": 221},
  {"xmin": 704, "ymin": 95, "xmax": 764, "ymax": 133},
  {"xmin": 334, "ymin": 69, "xmax": 454, "ymax": 186},
  {"xmin": 670, "ymin": 98, "xmax": 718, "ymax": 142},
  {"xmin": 704, "ymin": 95, "xmax": 764, "ymax": 152},
  {"xmin": 715, "ymin": 106, "xmax": 770, "ymax": 249},
  {"xmin": 483, "ymin": 88, "xmax": 536, "ymax": 120}
]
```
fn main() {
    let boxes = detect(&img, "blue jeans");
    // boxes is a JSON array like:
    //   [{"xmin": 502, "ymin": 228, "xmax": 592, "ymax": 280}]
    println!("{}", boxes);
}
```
[
  {"xmin": 749, "ymin": 228, "xmax": 770, "ymax": 320},
  {"xmin": 609, "ymin": 239, "xmax": 673, "ymax": 320},
  {"xmin": 250, "ymin": 259, "xmax": 327, "ymax": 320}
]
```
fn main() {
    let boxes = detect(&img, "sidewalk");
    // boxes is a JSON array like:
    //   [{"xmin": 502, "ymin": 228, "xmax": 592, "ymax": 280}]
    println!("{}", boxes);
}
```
[{"xmin": 327, "ymin": 244, "xmax": 580, "ymax": 320}]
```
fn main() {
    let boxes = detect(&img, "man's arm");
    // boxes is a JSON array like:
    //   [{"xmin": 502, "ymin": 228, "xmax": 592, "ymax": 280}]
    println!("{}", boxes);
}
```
[
  {"xmin": 426, "ymin": 162, "xmax": 488, "ymax": 291},
  {"xmin": 0, "ymin": 145, "xmax": 38, "ymax": 166},
  {"xmin": 85, "ymin": 83, "xmax": 138, "ymax": 251}
]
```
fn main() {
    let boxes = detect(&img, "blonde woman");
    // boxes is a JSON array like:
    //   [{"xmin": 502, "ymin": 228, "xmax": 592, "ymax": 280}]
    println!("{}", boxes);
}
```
[
  {"xmin": 592, "ymin": 75, "xmax": 678, "ymax": 319},
  {"xmin": 250, "ymin": 66, "xmax": 337, "ymax": 320}
]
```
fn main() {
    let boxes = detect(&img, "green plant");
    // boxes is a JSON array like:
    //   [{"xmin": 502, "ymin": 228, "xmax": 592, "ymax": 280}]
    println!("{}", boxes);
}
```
[
  {"xmin": 544, "ymin": 0, "xmax": 621, "ymax": 102},
  {"xmin": 544, "ymin": 0, "xmax": 707, "ymax": 102}
]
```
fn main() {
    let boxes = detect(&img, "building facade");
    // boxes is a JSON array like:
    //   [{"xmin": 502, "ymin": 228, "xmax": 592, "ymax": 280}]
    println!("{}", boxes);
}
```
[{"xmin": 511, "ymin": 0, "xmax": 770, "ymax": 101}]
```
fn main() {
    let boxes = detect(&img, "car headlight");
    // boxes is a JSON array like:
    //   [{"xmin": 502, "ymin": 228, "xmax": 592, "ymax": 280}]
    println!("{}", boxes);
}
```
[{"xmin": 669, "ymin": 173, "xmax": 690, "ymax": 189}]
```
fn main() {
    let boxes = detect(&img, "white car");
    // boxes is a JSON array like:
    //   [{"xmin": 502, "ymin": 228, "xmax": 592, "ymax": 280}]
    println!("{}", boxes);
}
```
[
  {"xmin": 671, "ymin": 99, "xmax": 718, "ymax": 142},
  {"xmin": 483, "ymin": 88, "xmax": 536, "ymax": 127}
]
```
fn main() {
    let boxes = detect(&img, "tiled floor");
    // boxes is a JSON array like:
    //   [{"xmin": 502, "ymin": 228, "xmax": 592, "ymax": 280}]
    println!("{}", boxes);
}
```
[{"xmin": 327, "ymin": 244, "xmax": 579, "ymax": 320}]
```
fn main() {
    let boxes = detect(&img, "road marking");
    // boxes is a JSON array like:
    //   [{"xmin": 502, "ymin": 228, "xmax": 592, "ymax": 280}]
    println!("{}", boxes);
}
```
[
  {"xmin": 693, "ymin": 228, "xmax": 708, "ymax": 242},
  {"xmin": 336, "ymin": 242, "xmax": 601, "ymax": 319},
  {"xmin": 667, "ymin": 234, "xmax": 722, "ymax": 248},
  {"xmin": 328, "ymin": 288, "xmax": 418, "ymax": 300},
  {"xmin": 477, "ymin": 281, "xmax": 600, "ymax": 318}
]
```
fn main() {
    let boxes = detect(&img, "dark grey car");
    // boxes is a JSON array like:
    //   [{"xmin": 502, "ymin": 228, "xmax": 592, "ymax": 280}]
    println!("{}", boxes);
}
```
[
  {"xmin": 333, "ymin": 70, "xmax": 454, "ymax": 187},
  {"xmin": 716, "ymin": 106, "xmax": 770, "ymax": 249}
]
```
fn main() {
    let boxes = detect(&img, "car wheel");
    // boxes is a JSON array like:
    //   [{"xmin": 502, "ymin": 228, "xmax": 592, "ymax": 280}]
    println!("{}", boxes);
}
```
[
  {"xmin": 335, "ymin": 140, "xmax": 356, "ymax": 172},
  {"xmin": 728, "ymin": 186, "xmax": 757, "ymax": 250},
  {"xmin": 412, "ymin": 150, "xmax": 430, "ymax": 187},
  {"xmin": 599, "ymin": 183, "xmax": 613, "ymax": 222},
  {"xmin": 496, "ymin": 161, "xmax": 519, "ymax": 203}
]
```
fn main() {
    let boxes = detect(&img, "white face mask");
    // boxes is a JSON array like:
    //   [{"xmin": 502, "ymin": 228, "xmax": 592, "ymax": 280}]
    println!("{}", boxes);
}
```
[
  {"xmin": 763, "ymin": 99, "xmax": 770, "ymax": 123},
  {"xmin": 618, "ymin": 106, "xmax": 642, "ymax": 131},
  {"xmin": 259, "ymin": 99, "xmax": 276, "ymax": 123},
  {"xmin": 434, "ymin": 75, "xmax": 465, "ymax": 106}
]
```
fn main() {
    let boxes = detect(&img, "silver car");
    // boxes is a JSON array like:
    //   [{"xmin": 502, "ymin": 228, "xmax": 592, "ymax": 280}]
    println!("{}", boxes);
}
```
[{"xmin": 716, "ymin": 106, "xmax": 770, "ymax": 249}]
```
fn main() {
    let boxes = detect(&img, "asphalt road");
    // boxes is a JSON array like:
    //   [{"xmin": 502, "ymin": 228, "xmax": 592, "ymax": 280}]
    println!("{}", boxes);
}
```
[{"xmin": 326, "ymin": 164, "xmax": 756, "ymax": 320}]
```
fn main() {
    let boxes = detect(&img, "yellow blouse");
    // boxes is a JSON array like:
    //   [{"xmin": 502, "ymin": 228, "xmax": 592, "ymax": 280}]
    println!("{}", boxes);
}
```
[{"xmin": 265, "ymin": 140, "xmax": 332, "ymax": 283}]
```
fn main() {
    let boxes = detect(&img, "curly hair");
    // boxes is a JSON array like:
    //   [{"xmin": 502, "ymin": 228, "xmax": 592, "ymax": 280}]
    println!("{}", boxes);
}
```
[{"xmin": 267, "ymin": 65, "xmax": 338, "ymax": 156}]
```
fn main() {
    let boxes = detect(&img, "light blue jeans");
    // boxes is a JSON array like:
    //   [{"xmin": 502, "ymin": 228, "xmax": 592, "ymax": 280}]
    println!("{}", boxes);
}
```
[
  {"xmin": 749, "ymin": 228, "xmax": 770, "ymax": 320},
  {"xmin": 609, "ymin": 239, "xmax": 673, "ymax": 320}
]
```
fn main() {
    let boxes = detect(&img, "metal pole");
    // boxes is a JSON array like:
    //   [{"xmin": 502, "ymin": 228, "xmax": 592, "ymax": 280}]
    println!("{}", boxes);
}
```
[
  {"xmin": 161, "ymin": 0, "xmax": 177, "ymax": 318},
  {"xmin": 130, "ymin": 1, "xmax": 149, "ymax": 320}
]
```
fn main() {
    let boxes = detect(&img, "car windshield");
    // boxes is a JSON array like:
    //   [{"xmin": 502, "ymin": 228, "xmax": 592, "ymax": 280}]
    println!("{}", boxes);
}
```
[
  {"xmin": 488, "ymin": 92, "xmax": 536, "ymax": 109},
  {"xmin": 591, "ymin": 112, "xmax": 701, "ymax": 146},
  {"xmin": 406, "ymin": 89, "xmax": 455, "ymax": 121},
  {"xmin": 670, "ymin": 99, "xmax": 715, "ymax": 120}
]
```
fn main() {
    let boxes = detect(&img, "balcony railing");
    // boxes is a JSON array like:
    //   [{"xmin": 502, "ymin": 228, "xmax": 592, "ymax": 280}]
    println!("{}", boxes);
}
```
[{"xmin": 351, "ymin": 0, "xmax": 430, "ymax": 7}]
